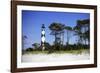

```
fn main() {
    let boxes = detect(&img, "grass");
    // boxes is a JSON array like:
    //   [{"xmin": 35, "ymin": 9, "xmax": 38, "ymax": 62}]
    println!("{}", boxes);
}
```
[{"xmin": 23, "ymin": 49, "xmax": 89, "ymax": 55}]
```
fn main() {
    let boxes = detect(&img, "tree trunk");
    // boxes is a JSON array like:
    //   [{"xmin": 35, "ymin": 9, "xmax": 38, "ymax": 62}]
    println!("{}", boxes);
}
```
[{"xmin": 67, "ymin": 30, "xmax": 69, "ymax": 45}]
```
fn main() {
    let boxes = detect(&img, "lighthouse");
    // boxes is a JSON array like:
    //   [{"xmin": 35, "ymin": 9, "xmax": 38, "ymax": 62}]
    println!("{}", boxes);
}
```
[{"xmin": 41, "ymin": 24, "xmax": 45, "ymax": 51}]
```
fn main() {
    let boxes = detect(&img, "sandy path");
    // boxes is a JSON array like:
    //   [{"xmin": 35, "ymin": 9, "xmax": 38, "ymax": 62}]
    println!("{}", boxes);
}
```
[{"xmin": 22, "ymin": 53, "xmax": 90, "ymax": 62}]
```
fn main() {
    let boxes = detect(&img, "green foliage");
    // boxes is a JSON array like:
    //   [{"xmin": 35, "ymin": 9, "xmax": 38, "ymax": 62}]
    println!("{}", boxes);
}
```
[
  {"xmin": 73, "ymin": 19, "xmax": 90, "ymax": 45},
  {"xmin": 24, "ymin": 49, "xmax": 89, "ymax": 55},
  {"xmin": 44, "ymin": 42, "xmax": 51, "ymax": 50},
  {"xmin": 26, "ymin": 48, "xmax": 33, "ymax": 51},
  {"xmin": 49, "ymin": 22, "xmax": 65, "ymax": 31},
  {"xmin": 49, "ymin": 22, "xmax": 65, "ymax": 51},
  {"xmin": 24, "ymin": 19, "xmax": 90, "ymax": 54},
  {"xmin": 32, "ymin": 43, "xmax": 40, "ymax": 49}
]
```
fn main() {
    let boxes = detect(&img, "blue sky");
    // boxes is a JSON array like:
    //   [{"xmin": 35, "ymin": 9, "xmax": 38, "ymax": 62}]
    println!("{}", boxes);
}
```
[{"xmin": 22, "ymin": 10, "xmax": 90, "ymax": 49}]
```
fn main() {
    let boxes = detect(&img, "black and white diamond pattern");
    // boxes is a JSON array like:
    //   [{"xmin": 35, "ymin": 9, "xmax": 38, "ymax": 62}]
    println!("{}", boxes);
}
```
[{"xmin": 41, "ymin": 24, "xmax": 45, "ymax": 50}]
